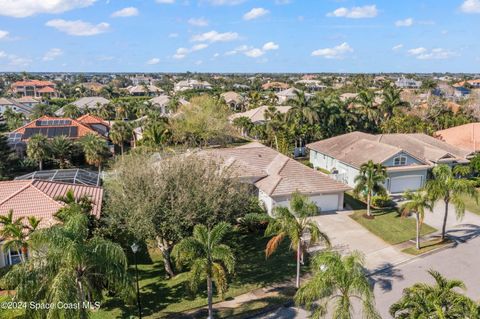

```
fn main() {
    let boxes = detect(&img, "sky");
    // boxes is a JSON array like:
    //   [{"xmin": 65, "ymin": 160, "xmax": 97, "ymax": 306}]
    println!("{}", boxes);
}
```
[{"xmin": 0, "ymin": 0, "xmax": 479, "ymax": 73}]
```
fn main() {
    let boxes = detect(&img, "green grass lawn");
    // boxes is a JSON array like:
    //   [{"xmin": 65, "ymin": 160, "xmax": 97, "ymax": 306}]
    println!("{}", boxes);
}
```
[
  {"xmin": 92, "ymin": 228, "xmax": 298, "ymax": 318},
  {"xmin": 350, "ymin": 209, "xmax": 437, "ymax": 245},
  {"xmin": 460, "ymin": 191, "xmax": 480, "ymax": 215},
  {"xmin": 402, "ymin": 239, "xmax": 451, "ymax": 255}
]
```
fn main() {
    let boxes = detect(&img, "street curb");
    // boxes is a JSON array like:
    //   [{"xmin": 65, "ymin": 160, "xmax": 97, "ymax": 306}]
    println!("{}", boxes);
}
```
[{"xmin": 367, "ymin": 240, "xmax": 455, "ymax": 276}]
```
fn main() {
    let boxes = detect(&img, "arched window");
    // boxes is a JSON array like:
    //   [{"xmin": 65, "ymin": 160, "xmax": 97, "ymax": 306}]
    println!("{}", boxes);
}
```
[{"xmin": 393, "ymin": 155, "xmax": 407, "ymax": 166}]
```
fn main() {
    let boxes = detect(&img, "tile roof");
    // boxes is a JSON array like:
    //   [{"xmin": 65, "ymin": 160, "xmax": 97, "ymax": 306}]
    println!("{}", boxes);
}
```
[
  {"xmin": 202, "ymin": 143, "xmax": 351, "ymax": 197},
  {"xmin": 307, "ymin": 131, "xmax": 470, "ymax": 168},
  {"xmin": 0, "ymin": 180, "xmax": 103, "ymax": 230},
  {"xmin": 12, "ymin": 80, "xmax": 55, "ymax": 87},
  {"xmin": 77, "ymin": 114, "xmax": 110, "ymax": 127},
  {"xmin": 435, "ymin": 123, "xmax": 480, "ymax": 154},
  {"xmin": 229, "ymin": 105, "xmax": 291, "ymax": 123}
]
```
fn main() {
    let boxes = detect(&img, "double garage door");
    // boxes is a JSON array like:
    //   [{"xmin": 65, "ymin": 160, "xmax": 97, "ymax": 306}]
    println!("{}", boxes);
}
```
[{"xmin": 389, "ymin": 175, "xmax": 423, "ymax": 194}]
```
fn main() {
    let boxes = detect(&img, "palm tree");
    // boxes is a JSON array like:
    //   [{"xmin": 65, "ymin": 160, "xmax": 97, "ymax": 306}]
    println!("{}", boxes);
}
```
[
  {"xmin": 286, "ymin": 90, "xmax": 319, "ymax": 125},
  {"xmin": 50, "ymin": 135, "xmax": 74, "ymax": 168},
  {"xmin": 295, "ymin": 250, "xmax": 380, "ymax": 319},
  {"xmin": 248, "ymin": 91, "xmax": 262, "ymax": 109},
  {"xmin": 62, "ymin": 104, "xmax": 82, "ymax": 118},
  {"xmin": 80, "ymin": 133, "xmax": 109, "ymax": 173},
  {"xmin": 400, "ymin": 191, "xmax": 433, "ymax": 250},
  {"xmin": 172, "ymin": 222, "xmax": 235, "ymax": 319},
  {"xmin": 109, "ymin": 121, "xmax": 132, "ymax": 155},
  {"xmin": 354, "ymin": 161, "xmax": 387, "ymax": 217},
  {"xmin": 265, "ymin": 192, "xmax": 331, "ymax": 288},
  {"xmin": 232, "ymin": 116, "xmax": 254, "ymax": 137},
  {"xmin": 390, "ymin": 269, "xmax": 478, "ymax": 318},
  {"xmin": 26, "ymin": 133, "xmax": 50, "ymax": 170},
  {"xmin": 425, "ymin": 165, "xmax": 478, "ymax": 241},
  {"xmin": 1, "ymin": 214, "xmax": 41, "ymax": 263},
  {"xmin": 115, "ymin": 101, "xmax": 129, "ymax": 120},
  {"xmin": 2, "ymin": 207, "xmax": 131, "ymax": 319},
  {"xmin": 139, "ymin": 121, "xmax": 171, "ymax": 148},
  {"xmin": 381, "ymin": 86, "xmax": 409, "ymax": 121}
]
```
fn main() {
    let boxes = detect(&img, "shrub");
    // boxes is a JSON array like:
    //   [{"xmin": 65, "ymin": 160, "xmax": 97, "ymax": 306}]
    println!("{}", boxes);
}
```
[
  {"xmin": 238, "ymin": 213, "xmax": 272, "ymax": 233},
  {"xmin": 371, "ymin": 194, "xmax": 394, "ymax": 208}
]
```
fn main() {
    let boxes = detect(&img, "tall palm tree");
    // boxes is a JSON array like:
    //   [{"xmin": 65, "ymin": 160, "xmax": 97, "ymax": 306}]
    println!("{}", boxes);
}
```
[
  {"xmin": 400, "ymin": 191, "xmax": 433, "ymax": 250},
  {"xmin": 356, "ymin": 90, "xmax": 379, "ymax": 132},
  {"xmin": 26, "ymin": 133, "xmax": 50, "ymax": 170},
  {"xmin": 172, "ymin": 222, "xmax": 235, "ymax": 319},
  {"xmin": 265, "ymin": 192, "xmax": 331, "ymax": 288},
  {"xmin": 425, "ymin": 165, "xmax": 478, "ymax": 240},
  {"xmin": 50, "ymin": 135, "xmax": 74, "ymax": 168},
  {"xmin": 80, "ymin": 133, "xmax": 109, "ymax": 173},
  {"xmin": 1, "ymin": 214, "xmax": 41, "ymax": 263},
  {"xmin": 390, "ymin": 269, "xmax": 478, "ymax": 318},
  {"xmin": 232, "ymin": 116, "xmax": 254, "ymax": 137},
  {"xmin": 62, "ymin": 104, "xmax": 82, "ymax": 118},
  {"xmin": 109, "ymin": 121, "xmax": 133, "ymax": 155},
  {"xmin": 354, "ymin": 161, "xmax": 387, "ymax": 217},
  {"xmin": 139, "ymin": 121, "xmax": 171, "ymax": 148},
  {"xmin": 295, "ymin": 250, "xmax": 380, "ymax": 319},
  {"xmin": 286, "ymin": 90, "xmax": 319, "ymax": 125},
  {"xmin": 2, "ymin": 207, "xmax": 131, "ymax": 319},
  {"xmin": 248, "ymin": 91, "xmax": 262, "ymax": 110},
  {"xmin": 115, "ymin": 102, "xmax": 129, "ymax": 120},
  {"xmin": 381, "ymin": 86, "xmax": 409, "ymax": 121}
]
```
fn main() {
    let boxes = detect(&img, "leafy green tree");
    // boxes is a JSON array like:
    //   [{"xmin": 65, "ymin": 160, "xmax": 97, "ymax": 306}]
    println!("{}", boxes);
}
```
[
  {"xmin": 426, "ymin": 165, "xmax": 478, "ymax": 240},
  {"xmin": 50, "ymin": 135, "xmax": 74, "ymax": 168},
  {"xmin": 2, "ymin": 207, "xmax": 132, "ymax": 319},
  {"xmin": 469, "ymin": 153, "xmax": 480, "ymax": 175},
  {"xmin": 390, "ymin": 269, "xmax": 479, "ymax": 318},
  {"xmin": 380, "ymin": 86, "xmax": 409, "ymax": 121},
  {"xmin": 109, "ymin": 121, "xmax": 133, "ymax": 155},
  {"xmin": 232, "ymin": 116, "xmax": 254, "ymax": 137},
  {"xmin": 138, "ymin": 120, "xmax": 171, "ymax": 148},
  {"xmin": 26, "ymin": 133, "xmax": 50, "ymax": 170},
  {"xmin": 400, "ymin": 191, "xmax": 433, "ymax": 250},
  {"xmin": 173, "ymin": 222, "xmax": 235, "ymax": 319},
  {"xmin": 80, "ymin": 133, "xmax": 110, "ymax": 173},
  {"xmin": 2, "ymin": 107, "xmax": 25, "ymax": 130},
  {"xmin": 62, "ymin": 104, "xmax": 82, "ymax": 118},
  {"xmin": 30, "ymin": 103, "xmax": 54, "ymax": 120},
  {"xmin": 0, "ymin": 125, "xmax": 14, "ymax": 178},
  {"xmin": 295, "ymin": 250, "xmax": 380, "ymax": 319},
  {"xmin": 265, "ymin": 192, "xmax": 331, "ymax": 288},
  {"xmin": 354, "ymin": 161, "xmax": 387, "ymax": 217}
]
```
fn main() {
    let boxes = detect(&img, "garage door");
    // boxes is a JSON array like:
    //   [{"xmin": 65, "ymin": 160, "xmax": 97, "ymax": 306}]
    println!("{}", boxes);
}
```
[
  {"xmin": 312, "ymin": 194, "xmax": 339, "ymax": 212},
  {"xmin": 390, "ymin": 176, "xmax": 423, "ymax": 193}
]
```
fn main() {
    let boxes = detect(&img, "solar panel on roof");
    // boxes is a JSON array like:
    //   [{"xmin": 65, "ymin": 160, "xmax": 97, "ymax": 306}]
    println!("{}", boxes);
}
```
[
  {"xmin": 35, "ymin": 119, "xmax": 72, "ymax": 126},
  {"xmin": 70, "ymin": 127, "xmax": 78, "ymax": 137}
]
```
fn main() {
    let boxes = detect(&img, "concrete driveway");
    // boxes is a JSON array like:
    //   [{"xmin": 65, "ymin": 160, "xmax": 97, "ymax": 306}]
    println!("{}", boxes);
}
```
[
  {"xmin": 309, "ymin": 211, "xmax": 410, "ymax": 271},
  {"xmin": 423, "ymin": 201, "xmax": 480, "ymax": 236}
]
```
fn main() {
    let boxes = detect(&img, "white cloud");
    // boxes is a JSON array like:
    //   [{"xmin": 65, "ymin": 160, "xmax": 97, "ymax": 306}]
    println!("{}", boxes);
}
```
[
  {"xmin": 407, "ymin": 47, "xmax": 427, "ymax": 55},
  {"xmin": 111, "ymin": 7, "xmax": 139, "ymax": 18},
  {"xmin": 0, "ymin": 30, "xmax": 8, "ymax": 39},
  {"xmin": 191, "ymin": 43, "xmax": 209, "ymax": 51},
  {"xmin": 275, "ymin": 0, "xmax": 291, "ymax": 4},
  {"xmin": 0, "ymin": 51, "xmax": 6, "ymax": 58},
  {"xmin": 392, "ymin": 44, "xmax": 403, "ymax": 51},
  {"xmin": 213, "ymin": 52, "xmax": 220, "ymax": 57},
  {"xmin": 156, "ymin": 0, "xmax": 175, "ymax": 3},
  {"xmin": 43, "ymin": 48, "xmax": 63, "ymax": 61},
  {"xmin": 243, "ymin": 7, "xmax": 269, "ymax": 20},
  {"xmin": 408, "ymin": 47, "xmax": 457, "ymax": 60},
  {"xmin": 395, "ymin": 18, "xmax": 413, "ymax": 27},
  {"xmin": 195, "ymin": 60, "xmax": 203, "ymax": 65},
  {"xmin": 311, "ymin": 42, "xmax": 353, "ymax": 59},
  {"xmin": 327, "ymin": 5, "xmax": 378, "ymax": 19},
  {"xmin": 461, "ymin": 0, "xmax": 480, "ymax": 13},
  {"xmin": 262, "ymin": 41, "xmax": 279, "ymax": 51},
  {"xmin": 173, "ymin": 44, "xmax": 208, "ymax": 59},
  {"xmin": 46, "ymin": 19, "xmax": 109, "ymax": 36},
  {"xmin": 191, "ymin": 30, "xmax": 239, "ymax": 42},
  {"xmin": 0, "ymin": 0, "xmax": 96, "ymax": 18},
  {"xmin": 188, "ymin": 17, "xmax": 209, "ymax": 26},
  {"xmin": 244, "ymin": 48, "xmax": 264, "ymax": 58},
  {"xmin": 147, "ymin": 58, "xmax": 160, "ymax": 65},
  {"xmin": 168, "ymin": 33, "xmax": 179, "ymax": 38}
]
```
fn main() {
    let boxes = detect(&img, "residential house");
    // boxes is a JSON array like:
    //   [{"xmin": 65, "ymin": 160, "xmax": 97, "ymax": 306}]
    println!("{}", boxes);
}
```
[
  {"xmin": 0, "ymin": 179, "xmax": 103, "ymax": 267},
  {"xmin": 395, "ymin": 77, "xmax": 422, "ymax": 89},
  {"xmin": 307, "ymin": 132, "xmax": 469, "ymax": 194},
  {"xmin": 295, "ymin": 80, "xmax": 327, "ymax": 92},
  {"xmin": 55, "ymin": 97, "xmax": 110, "ymax": 116},
  {"xmin": 276, "ymin": 88, "xmax": 313, "ymax": 104},
  {"xmin": 221, "ymin": 91, "xmax": 245, "ymax": 111},
  {"xmin": 0, "ymin": 97, "xmax": 32, "ymax": 116},
  {"xmin": 126, "ymin": 85, "xmax": 163, "ymax": 96},
  {"xmin": 174, "ymin": 79, "xmax": 212, "ymax": 92},
  {"xmin": 11, "ymin": 80, "xmax": 57, "ymax": 98},
  {"xmin": 130, "ymin": 75, "xmax": 156, "ymax": 86},
  {"xmin": 14, "ymin": 97, "xmax": 40, "ymax": 108},
  {"xmin": 261, "ymin": 81, "xmax": 289, "ymax": 92},
  {"xmin": 436, "ymin": 123, "xmax": 480, "ymax": 155},
  {"xmin": 201, "ymin": 142, "xmax": 351, "ymax": 215}
]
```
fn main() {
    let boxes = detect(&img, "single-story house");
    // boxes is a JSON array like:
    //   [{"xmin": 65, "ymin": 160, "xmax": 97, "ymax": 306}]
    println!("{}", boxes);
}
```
[
  {"xmin": 55, "ymin": 96, "xmax": 110, "ymax": 116},
  {"xmin": 0, "ymin": 97, "xmax": 33, "ymax": 116},
  {"xmin": 436, "ymin": 123, "xmax": 480, "ymax": 155},
  {"xmin": 229, "ymin": 105, "xmax": 291, "ymax": 125},
  {"xmin": 261, "ymin": 82, "xmax": 289, "ymax": 92},
  {"xmin": 307, "ymin": 132, "xmax": 470, "ymax": 194},
  {"xmin": 221, "ymin": 91, "xmax": 244, "ymax": 111},
  {"xmin": 275, "ymin": 88, "xmax": 313, "ymax": 104},
  {"xmin": 126, "ymin": 85, "xmax": 163, "ymax": 96},
  {"xmin": 202, "ymin": 142, "xmax": 351, "ymax": 215},
  {"xmin": 0, "ymin": 180, "xmax": 103, "ymax": 267},
  {"xmin": 174, "ymin": 80, "xmax": 212, "ymax": 92}
]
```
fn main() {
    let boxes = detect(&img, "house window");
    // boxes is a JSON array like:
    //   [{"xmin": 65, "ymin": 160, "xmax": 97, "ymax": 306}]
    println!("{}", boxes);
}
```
[
  {"xmin": 393, "ymin": 156, "xmax": 407, "ymax": 166},
  {"xmin": 7, "ymin": 249, "xmax": 22, "ymax": 265}
]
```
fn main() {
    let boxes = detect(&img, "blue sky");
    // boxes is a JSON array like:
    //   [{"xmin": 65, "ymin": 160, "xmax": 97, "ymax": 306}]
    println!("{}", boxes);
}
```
[{"xmin": 0, "ymin": 0, "xmax": 479, "ymax": 73}]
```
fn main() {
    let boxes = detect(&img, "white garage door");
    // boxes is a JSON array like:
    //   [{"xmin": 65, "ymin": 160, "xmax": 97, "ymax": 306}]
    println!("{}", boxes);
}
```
[
  {"xmin": 311, "ymin": 194, "xmax": 339, "ymax": 212},
  {"xmin": 390, "ymin": 176, "xmax": 423, "ymax": 193}
]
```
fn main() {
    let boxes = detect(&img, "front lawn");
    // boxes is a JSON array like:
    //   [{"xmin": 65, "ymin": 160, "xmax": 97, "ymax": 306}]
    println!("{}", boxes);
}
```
[
  {"xmin": 92, "ymin": 228, "xmax": 297, "ymax": 318},
  {"xmin": 350, "ymin": 209, "xmax": 436, "ymax": 245},
  {"xmin": 402, "ymin": 239, "xmax": 451, "ymax": 255}
]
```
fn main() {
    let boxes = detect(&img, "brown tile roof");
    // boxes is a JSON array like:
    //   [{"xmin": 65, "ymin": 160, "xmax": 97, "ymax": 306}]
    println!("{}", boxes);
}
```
[
  {"xmin": 77, "ymin": 114, "xmax": 110, "ymax": 127},
  {"xmin": 202, "ymin": 143, "xmax": 351, "ymax": 197},
  {"xmin": 12, "ymin": 80, "xmax": 55, "ymax": 87},
  {"xmin": 0, "ymin": 180, "xmax": 103, "ymax": 229},
  {"xmin": 436, "ymin": 123, "xmax": 480, "ymax": 154},
  {"xmin": 36, "ymin": 86, "xmax": 56, "ymax": 93},
  {"xmin": 261, "ymin": 82, "xmax": 290, "ymax": 90}
]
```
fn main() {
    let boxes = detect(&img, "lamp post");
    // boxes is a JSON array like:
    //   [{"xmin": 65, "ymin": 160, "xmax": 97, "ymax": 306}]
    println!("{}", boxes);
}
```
[{"xmin": 131, "ymin": 243, "xmax": 142, "ymax": 319}]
